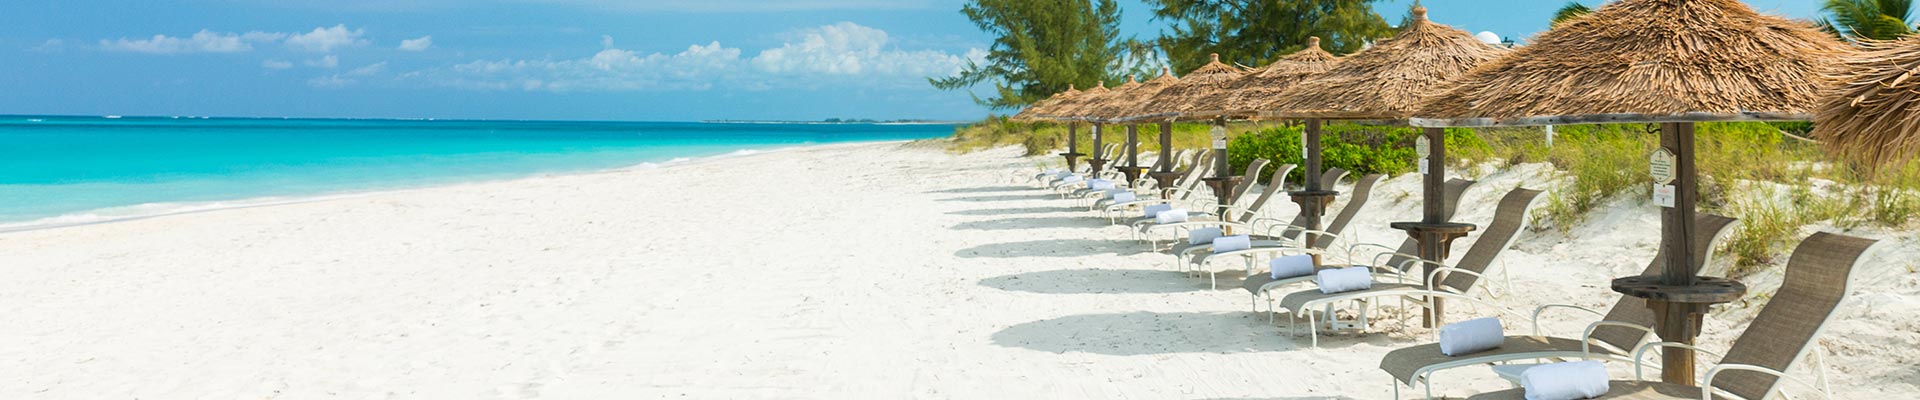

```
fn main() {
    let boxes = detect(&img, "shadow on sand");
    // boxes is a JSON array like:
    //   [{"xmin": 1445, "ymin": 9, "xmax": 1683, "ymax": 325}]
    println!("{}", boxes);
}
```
[
  {"xmin": 955, "ymin": 239, "xmax": 1152, "ymax": 258},
  {"xmin": 925, "ymin": 186, "xmax": 1031, "ymax": 194},
  {"xmin": 991, "ymin": 311, "xmax": 1413, "ymax": 356},
  {"xmin": 979, "ymin": 269, "xmax": 1206, "ymax": 294},
  {"xmin": 945, "ymin": 206, "xmax": 1085, "ymax": 216},
  {"xmin": 950, "ymin": 217, "xmax": 1109, "ymax": 231}
]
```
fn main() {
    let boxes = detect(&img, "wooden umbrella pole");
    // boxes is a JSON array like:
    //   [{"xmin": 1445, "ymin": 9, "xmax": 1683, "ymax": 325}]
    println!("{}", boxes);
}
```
[
  {"xmin": 1063, "ymin": 122, "xmax": 1082, "ymax": 170},
  {"xmin": 1090, "ymin": 123, "xmax": 1107, "ymax": 176},
  {"xmin": 1657, "ymin": 121, "xmax": 1704, "ymax": 383},
  {"xmin": 1287, "ymin": 118, "xmax": 1336, "ymax": 266}
]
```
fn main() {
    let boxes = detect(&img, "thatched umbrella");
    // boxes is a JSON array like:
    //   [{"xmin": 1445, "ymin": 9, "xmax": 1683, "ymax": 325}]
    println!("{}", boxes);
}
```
[
  {"xmin": 1408, "ymin": 0, "xmax": 1849, "ymax": 384},
  {"xmin": 1069, "ymin": 76, "xmax": 1141, "ymax": 175},
  {"xmin": 1815, "ymin": 36, "xmax": 1920, "ymax": 168},
  {"xmin": 1263, "ymin": 7, "xmax": 1507, "ymax": 288},
  {"xmin": 1188, "ymin": 36, "xmax": 1343, "ymax": 119},
  {"xmin": 1015, "ymin": 85, "xmax": 1087, "ymax": 169},
  {"xmin": 1123, "ymin": 54, "xmax": 1249, "ymax": 215},
  {"xmin": 1095, "ymin": 68, "xmax": 1181, "ymax": 183},
  {"xmin": 1045, "ymin": 81, "xmax": 1111, "ymax": 172}
]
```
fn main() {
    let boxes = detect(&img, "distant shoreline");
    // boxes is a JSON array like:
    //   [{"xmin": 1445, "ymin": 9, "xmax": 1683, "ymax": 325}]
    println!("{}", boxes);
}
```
[{"xmin": 0, "ymin": 114, "xmax": 971, "ymax": 125}]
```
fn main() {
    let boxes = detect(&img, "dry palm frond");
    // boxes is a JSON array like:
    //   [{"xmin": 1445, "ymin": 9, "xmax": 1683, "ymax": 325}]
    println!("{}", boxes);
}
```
[
  {"xmin": 1417, "ymin": 0, "xmax": 1850, "ymax": 123},
  {"xmin": 1190, "ymin": 36, "xmax": 1344, "ymax": 118},
  {"xmin": 1013, "ymin": 84, "xmax": 1081, "ymax": 121},
  {"xmin": 1267, "ymin": 7, "xmax": 1509, "ymax": 120},
  {"xmin": 1039, "ymin": 80, "xmax": 1111, "ymax": 120},
  {"xmin": 1095, "ymin": 68, "xmax": 1181, "ymax": 121},
  {"xmin": 1129, "ymin": 53, "xmax": 1249, "ymax": 121},
  {"xmin": 1076, "ymin": 75, "xmax": 1145, "ymax": 121},
  {"xmin": 1815, "ymin": 36, "xmax": 1920, "ymax": 168}
]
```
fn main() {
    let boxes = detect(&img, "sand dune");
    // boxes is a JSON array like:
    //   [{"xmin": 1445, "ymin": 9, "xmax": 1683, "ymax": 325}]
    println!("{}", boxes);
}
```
[{"xmin": 1, "ymin": 142, "xmax": 1914, "ymax": 399}]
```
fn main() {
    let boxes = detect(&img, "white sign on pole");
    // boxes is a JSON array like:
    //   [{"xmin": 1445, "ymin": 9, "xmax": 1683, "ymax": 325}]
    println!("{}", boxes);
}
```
[
  {"xmin": 1211, "ymin": 126, "xmax": 1228, "ymax": 149},
  {"xmin": 1653, "ymin": 184, "xmax": 1677, "ymax": 208},
  {"xmin": 1650, "ymin": 147, "xmax": 1676, "ymax": 185},
  {"xmin": 1418, "ymin": 158, "xmax": 1430, "ymax": 175},
  {"xmin": 1415, "ymin": 136, "xmax": 1431, "ymax": 158}
]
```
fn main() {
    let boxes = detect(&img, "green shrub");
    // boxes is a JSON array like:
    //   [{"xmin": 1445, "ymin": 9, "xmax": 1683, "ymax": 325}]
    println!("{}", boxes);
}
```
[{"xmin": 1224, "ymin": 123, "xmax": 1465, "ymax": 184}]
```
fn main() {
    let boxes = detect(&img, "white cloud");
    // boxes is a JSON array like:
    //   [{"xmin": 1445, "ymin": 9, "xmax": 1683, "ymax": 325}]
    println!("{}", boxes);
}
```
[
  {"xmin": 28, "ymin": 39, "xmax": 65, "ymax": 52},
  {"xmin": 750, "ymin": 22, "xmax": 975, "ymax": 78},
  {"xmin": 308, "ymin": 75, "xmax": 355, "ymax": 88},
  {"xmin": 398, "ymin": 35, "xmax": 433, "ymax": 51},
  {"xmin": 414, "ymin": 22, "xmax": 982, "ymax": 92},
  {"xmin": 433, "ymin": 41, "xmax": 742, "ymax": 91},
  {"xmin": 262, "ymin": 59, "xmax": 294, "ymax": 69},
  {"xmin": 347, "ymin": 62, "xmax": 387, "ymax": 76},
  {"xmin": 285, "ymin": 25, "xmax": 367, "ymax": 52},
  {"xmin": 305, "ymin": 55, "xmax": 339, "ymax": 68},
  {"xmin": 99, "ymin": 30, "xmax": 264, "ymax": 54}
]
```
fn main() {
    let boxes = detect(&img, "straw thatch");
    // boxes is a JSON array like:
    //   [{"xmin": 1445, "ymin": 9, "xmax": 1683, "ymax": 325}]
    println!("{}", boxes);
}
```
[
  {"xmin": 1814, "ymin": 36, "xmax": 1920, "ymax": 167},
  {"xmin": 1095, "ymin": 68, "xmax": 1181, "ymax": 121},
  {"xmin": 1189, "ymin": 36, "xmax": 1343, "ymax": 118},
  {"xmin": 1073, "ymin": 75, "xmax": 1143, "ymax": 121},
  {"xmin": 1415, "ymin": 0, "xmax": 1851, "ymax": 126},
  {"xmin": 1265, "ymin": 7, "xmax": 1508, "ymax": 120},
  {"xmin": 1126, "ymin": 54, "xmax": 1248, "ymax": 121},
  {"xmin": 1013, "ymin": 84, "xmax": 1081, "ymax": 122},
  {"xmin": 1042, "ymin": 80, "xmax": 1114, "ymax": 120}
]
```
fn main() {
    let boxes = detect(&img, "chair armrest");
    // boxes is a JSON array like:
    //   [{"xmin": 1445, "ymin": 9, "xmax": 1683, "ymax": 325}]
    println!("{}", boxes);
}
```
[
  {"xmin": 1532, "ymin": 303, "xmax": 1607, "ymax": 336},
  {"xmin": 1704, "ymin": 363, "xmax": 1829, "ymax": 400},
  {"xmin": 1578, "ymin": 321, "xmax": 1654, "ymax": 358},
  {"xmin": 1631, "ymin": 341, "xmax": 1726, "ymax": 381}
]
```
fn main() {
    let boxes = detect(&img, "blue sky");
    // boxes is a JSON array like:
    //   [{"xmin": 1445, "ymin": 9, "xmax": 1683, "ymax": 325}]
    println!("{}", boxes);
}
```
[{"xmin": 0, "ymin": 0, "xmax": 1826, "ymax": 122}]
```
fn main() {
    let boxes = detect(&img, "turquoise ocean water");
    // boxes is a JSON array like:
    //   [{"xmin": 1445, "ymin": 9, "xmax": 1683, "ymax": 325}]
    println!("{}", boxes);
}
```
[{"xmin": 0, "ymin": 116, "xmax": 955, "ymax": 228}]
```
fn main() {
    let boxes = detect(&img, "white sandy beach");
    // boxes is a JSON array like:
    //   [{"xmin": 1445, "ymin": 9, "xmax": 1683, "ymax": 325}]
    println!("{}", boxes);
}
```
[{"xmin": 2, "ymin": 142, "xmax": 1916, "ymax": 399}]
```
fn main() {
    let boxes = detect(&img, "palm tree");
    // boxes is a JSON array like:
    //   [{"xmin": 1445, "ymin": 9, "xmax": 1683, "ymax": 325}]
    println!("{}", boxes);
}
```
[
  {"xmin": 1822, "ymin": 0, "xmax": 1915, "ymax": 41},
  {"xmin": 1551, "ymin": 2, "xmax": 1593, "ymax": 27}
]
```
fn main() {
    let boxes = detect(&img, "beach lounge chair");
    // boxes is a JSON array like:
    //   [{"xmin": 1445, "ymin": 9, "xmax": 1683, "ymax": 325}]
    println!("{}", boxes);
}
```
[
  {"xmin": 1141, "ymin": 168, "xmax": 1346, "ymax": 252},
  {"xmin": 1381, "ymin": 214, "xmax": 1741, "ymax": 399},
  {"xmin": 1464, "ymin": 232, "xmax": 1881, "ymax": 400},
  {"xmin": 1185, "ymin": 173, "xmax": 1383, "ymax": 286},
  {"xmin": 1241, "ymin": 179, "xmax": 1478, "ymax": 315},
  {"xmin": 1273, "ymin": 187, "xmax": 1543, "ymax": 347},
  {"xmin": 1094, "ymin": 151, "xmax": 1215, "ymax": 215},
  {"xmin": 1127, "ymin": 163, "xmax": 1296, "ymax": 245},
  {"xmin": 1121, "ymin": 159, "xmax": 1273, "ymax": 229}
]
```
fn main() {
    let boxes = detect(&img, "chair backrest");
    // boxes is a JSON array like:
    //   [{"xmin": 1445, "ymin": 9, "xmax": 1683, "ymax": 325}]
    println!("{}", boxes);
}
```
[
  {"xmin": 1234, "ymin": 164, "xmax": 1300, "ymax": 223},
  {"xmin": 1311, "ymin": 174, "xmax": 1384, "ymax": 249},
  {"xmin": 1178, "ymin": 151, "xmax": 1213, "ymax": 190},
  {"xmin": 1274, "ymin": 168, "xmax": 1353, "ymax": 242},
  {"xmin": 1588, "ymin": 214, "xmax": 1741, "ymax": 353},
  {"xmin": 1714, "ymin": 232, "xmax": 1878, "ymax": 400},
  {"xmin": 1228, "ymin": 159, "xmax": 1273, "ymax": 202},
  {"xmin": 1380, "ymin": 179, "xmax": 1478, "ymax": 271},
  {"xmin": 1439, "ymin": 188, "xmax": 1545, "ymax": 292}
]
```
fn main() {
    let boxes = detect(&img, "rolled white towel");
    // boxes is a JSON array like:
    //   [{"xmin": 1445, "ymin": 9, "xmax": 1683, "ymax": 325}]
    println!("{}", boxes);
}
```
[
  {"xmin": 1187, "ymin": 227, "xmax": 1222, "ymax": 245},
  {"xmin": 1144, "ymin": 204, "xmax": 1172, "ymax": 218},
  {"xmin": 1112, "ymin": 192, "xmax": 1138, "ymax": 203},
  {"xmin": 1089, "ymin": 180, "xmax": 1115, "ymax": 190},
  {"xmin": 1520, "ymin": 361, "xmax": 1610, "ymax": 400},
  {"xmin": 1155, "ymin": 209, "xmax": 1189, "ymax": 224},
  {"xmin": 1270, "ymin": 255, "xmax": 1316, "ymax": 279},
  {"xmin": 1438, "ymin": 317, "xmax": 1505, "ymax": 356},
  {"xmin": 1061, "ymin": 175, "xmax": 1084, "ymax": 183},
  {"xmin": 1211, "ymin": 235, "xmax": 1252, "ymax": 253},
  {"xmin": 1315, "ymin": 267, "xmax": 1373, "ymax": 294}
]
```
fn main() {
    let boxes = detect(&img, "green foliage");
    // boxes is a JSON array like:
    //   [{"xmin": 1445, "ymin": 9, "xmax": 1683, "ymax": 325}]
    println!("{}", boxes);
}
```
[
  {"xmin": 934, "ymin": 0, "xmax": 1155, "ymax": 110},
  {"xmin": 945, "ymin": 117, "xmax": 1216, "ymax": 159},
  {"xmin": 1820, "ymin": 0, "xmax": 1916, "ymax": 41},
  {"xmin": 1551, "ymin": 2, "xmax": 1594, "ymax": 27},
  {"xmin": 1145, "ymin": 0, "xmax": 1394, "ymax": 74},
  {"xmin": 1724, "ymin": 201, "xmax": 1801, "ymax": 277},
  {"xmin": 1223, "ymin": 123, "xmax": 1463, "ymax": 184}
]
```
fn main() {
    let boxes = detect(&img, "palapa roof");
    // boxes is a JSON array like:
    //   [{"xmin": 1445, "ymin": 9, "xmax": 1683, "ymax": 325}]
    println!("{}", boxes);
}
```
[
  {"xmin": 1038, "ymin": 80, "xmax": 1108, "ymax": 120},
  {"xmin": 1070, "ymin": 75, "xmax": 1143, "ymax": 121},
  {"xmin": 1125, "ymin": 54, "xmax": 1248, "ymax": 121},
  {"xmin": 1412, "ymin": 0, "xmax": 1851, "ymax": 127},
  {"xmin": 1094, "ymin": 68, "xmax": 1181, "ymax": 121},
  {"xmin": 1814, "ymin": 36, "xmax": 1920, "ymax": 167},
  {"xmin": 1189, "ymin": 36, "xmax": 1344, "ymax": 118},
  {"xmin": 1012, "ymin": 84, "xmax": 1080, "ymax": 122},
  {"xmin": 1266, "ymin": 7, "xmax": 1507, "ymax": 120}
]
